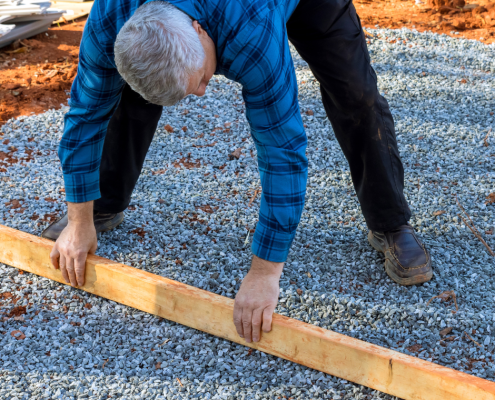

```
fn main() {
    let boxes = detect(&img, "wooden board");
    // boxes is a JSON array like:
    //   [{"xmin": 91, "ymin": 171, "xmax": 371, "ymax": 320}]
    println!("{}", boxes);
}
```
[
  {"xmin": 51, "ymin": 1, "xmax": 93, "ymax": 24},
  {"xmin": 0, "ymin": 223, "xmax": 494, "ymax": 400}
]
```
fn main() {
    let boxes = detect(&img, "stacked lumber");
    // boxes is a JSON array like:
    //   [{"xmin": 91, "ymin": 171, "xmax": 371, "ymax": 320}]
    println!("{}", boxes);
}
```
[
  {"xmin": 51, "ymin": 1, "xmax": 93, "ymax": 24},
  {"xmin": 0, "ymin": 0, "xmax": 64, "ymax": 48}
]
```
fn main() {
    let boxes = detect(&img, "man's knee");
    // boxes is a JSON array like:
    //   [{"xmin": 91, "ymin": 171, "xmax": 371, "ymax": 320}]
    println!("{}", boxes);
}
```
[
  {"xmin": 328, "ymin": 73, "xmax": 379, "ymax": 112},
  {"xmin": 357, "ymin": 76, "xmax": 380, "ymax": 109}
]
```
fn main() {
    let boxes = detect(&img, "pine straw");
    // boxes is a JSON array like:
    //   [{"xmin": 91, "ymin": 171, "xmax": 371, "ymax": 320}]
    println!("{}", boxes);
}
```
[{"xmin": 455, "ymin": 195, "xmax": 495, "ymax": 257}]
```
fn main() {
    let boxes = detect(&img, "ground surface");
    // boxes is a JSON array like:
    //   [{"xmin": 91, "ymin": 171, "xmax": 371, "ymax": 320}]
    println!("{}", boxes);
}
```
[
  {"xmin": 0, "ymin": 26, "xmax": 494, "ymax": 399},
  {"xmin": 0, "ymin": 19, "xmax": 84, "ymax": 125},
  {"xmin": 355, "ymin": 0, "xmax": 495, "ymax": 43},
  {"xmin": 1, "ymin": 0, "xmax": 495, "ymax": 125}
]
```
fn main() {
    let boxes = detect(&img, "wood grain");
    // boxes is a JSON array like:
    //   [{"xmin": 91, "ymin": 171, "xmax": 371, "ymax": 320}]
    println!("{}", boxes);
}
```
[{"xmin": 0, "ymin": 224, "xmax": 494, "ymax": 400}]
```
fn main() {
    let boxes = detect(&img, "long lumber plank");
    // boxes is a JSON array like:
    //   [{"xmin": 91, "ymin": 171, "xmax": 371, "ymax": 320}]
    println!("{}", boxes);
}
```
[{"xmin": 0, "ymin": 224, "xmax": 494, "ymax": 400}]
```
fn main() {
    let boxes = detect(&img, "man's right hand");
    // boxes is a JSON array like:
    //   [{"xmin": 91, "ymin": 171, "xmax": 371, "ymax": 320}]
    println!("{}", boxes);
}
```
[{"xmin": 49, "ymin": 201, "xmax": 97, "ymax": 287}]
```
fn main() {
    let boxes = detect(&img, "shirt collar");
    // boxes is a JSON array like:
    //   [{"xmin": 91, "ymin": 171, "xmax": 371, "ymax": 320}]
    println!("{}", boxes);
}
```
[{"xmin": 143, "ymin": 0, "xmax": 211, "ymax": 38}]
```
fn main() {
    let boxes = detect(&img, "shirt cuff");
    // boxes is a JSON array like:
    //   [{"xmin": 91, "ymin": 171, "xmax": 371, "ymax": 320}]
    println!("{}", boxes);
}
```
[
  {"xmin": 251, "ymin": 222, "xmax": 296, "ymax": 263},
  {"xmin": 63, "ymin": 171, "xmax": 101, "ymax": 203}
]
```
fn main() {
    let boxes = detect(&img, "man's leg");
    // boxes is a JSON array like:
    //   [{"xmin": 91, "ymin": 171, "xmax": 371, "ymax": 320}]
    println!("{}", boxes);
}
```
[
  {"xmin": 288, "ymin": 0, "xmax": 409, "ymax": 231},
  {"xmin": 287, "ymin": 0, "xmax": 432, "ymax": 285},
  {"xmin": 94, "ymin": 83, "xmax": 163, "ymax": 213},
  {"xmin": 42, "ymin": 84, "xmax": 163, "ymax": 240}
]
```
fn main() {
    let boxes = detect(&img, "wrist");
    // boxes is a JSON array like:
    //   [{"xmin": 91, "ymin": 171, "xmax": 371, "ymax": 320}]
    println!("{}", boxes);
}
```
[
  {"xmin": 67, "ymin": 201, "xmax": 94, "ymax": 225},
  {"xmin": 250, "ymin": 255, "xmax": 284, "ymax": 277},
  {"xmin": 67, "ymin": 220, "xmax": 95, "ymax": 229}
]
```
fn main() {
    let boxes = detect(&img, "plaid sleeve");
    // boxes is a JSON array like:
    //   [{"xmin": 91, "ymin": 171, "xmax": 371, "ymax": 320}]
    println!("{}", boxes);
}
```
[
  {"xmin": 59, "ymin": 22, "xmax": 125, "ymax": 203},
  {"xmin": 234, "ymin": 9, "xmax": 308, "ymax": 262}
]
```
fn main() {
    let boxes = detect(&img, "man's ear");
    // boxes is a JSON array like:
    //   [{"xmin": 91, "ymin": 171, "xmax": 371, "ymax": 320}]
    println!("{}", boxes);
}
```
[{"xmin": 192, "ymin": 20, "xmax": 203, "ymax": 34}]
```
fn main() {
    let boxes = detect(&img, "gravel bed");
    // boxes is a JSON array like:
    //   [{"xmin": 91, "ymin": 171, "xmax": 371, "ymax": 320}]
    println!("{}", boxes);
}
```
[{"xmin": 0, "ymin": 28, "xmax": 494, "ymax": 399}]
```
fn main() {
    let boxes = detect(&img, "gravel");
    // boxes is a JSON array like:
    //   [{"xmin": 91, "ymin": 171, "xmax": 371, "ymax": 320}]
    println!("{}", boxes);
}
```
[{"xmin": 0, "ymin": 28, "xmax": 494, "ymax": 399}]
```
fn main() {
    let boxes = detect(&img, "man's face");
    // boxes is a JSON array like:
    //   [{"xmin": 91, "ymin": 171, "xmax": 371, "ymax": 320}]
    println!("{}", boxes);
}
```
[{"xmin": 186, "ymin": 21, "xmax": 217, "ymax": 97}]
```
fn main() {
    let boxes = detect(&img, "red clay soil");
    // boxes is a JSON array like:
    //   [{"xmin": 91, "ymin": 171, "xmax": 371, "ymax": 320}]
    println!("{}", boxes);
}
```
[
  {"xmin": 1, "ymin": 0, "xmax": 495, "ymax": 127},
  {"xmin": 355, "ymin": 0, "xmax": 495, "ymax": 42},
  {"xmin": 0, "ymin": 18, "xmax": 86, "ymax": 126}
]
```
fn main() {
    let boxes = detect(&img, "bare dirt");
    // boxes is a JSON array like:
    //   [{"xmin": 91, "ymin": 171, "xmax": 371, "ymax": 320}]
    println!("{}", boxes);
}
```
[
  {"xmin": 1, "ymin": 0, "xmax": 494, "ymax": 127},
  {"xmin": 355, "ymin": 0, "xmax": 495, "ymax": 43},
  {"xmin": 0, "ymin": 18, "xmax": 86, "ymax": 126}
]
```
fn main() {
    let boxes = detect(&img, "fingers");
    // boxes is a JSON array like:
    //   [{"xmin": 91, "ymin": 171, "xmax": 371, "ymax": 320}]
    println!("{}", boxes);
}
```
[
  {"xmin": 66, "ymin": 257, "xmax": 78, "ymax": 287},
  {"xmin": 59, "ymin": 254, "xmax": 70, "ymax": 284},
  {"xmin": 262, "ymin": 307, "xmax": 273, "ymax": 333},
  {"xmin": 251, "ymin": 308, "xmax": 263, "ymax": 342},
  {"xmin": 74, "ymin": 254, "xmax": 86, "ymax": 287},
  {"xmin": 51, "ymin": 223, "xmax": 95, "ymax": 288},
  {"xmin": 57, "ymin": 251, "xmax": 86, "ymax": 287},
  {"xmin": 242, "ymin": 308, "xmax": 253, "ymax": 343},
  {"xmin": 234, "ymin": 305, "xmax": 270, "ymax": 342},
  {"xmin": 50, "ymin": 246, "xmax": 60, "ymax": 269},
  {"xmin": 233, "ymin": 303, "xmax": 244, "ymax": 339}
]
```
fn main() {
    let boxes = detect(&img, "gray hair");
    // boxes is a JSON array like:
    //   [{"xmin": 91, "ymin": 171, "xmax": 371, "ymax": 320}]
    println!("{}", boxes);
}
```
[{"xmin": 114, "ymin": 1, "xmax": 205, "ymax": 106}]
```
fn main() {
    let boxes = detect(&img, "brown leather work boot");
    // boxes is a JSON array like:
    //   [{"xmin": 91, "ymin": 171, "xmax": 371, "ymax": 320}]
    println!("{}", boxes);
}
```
[
  {"xmin": 368, "ymin": 224, "xmax": 432, "ymax": 285},
  {"xmin": 41, "ymin": 211, "xmax": 124, "ymax": 241}
]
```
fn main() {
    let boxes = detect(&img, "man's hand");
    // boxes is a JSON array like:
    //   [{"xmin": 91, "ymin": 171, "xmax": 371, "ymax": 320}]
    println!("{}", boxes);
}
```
[
  {"xmin": 233, "ymin": 255, "xmax": 283, "ymax": 343},
  {"xmin": 49, "ymin": 201, "xmax": 97, "ymax": 287}
]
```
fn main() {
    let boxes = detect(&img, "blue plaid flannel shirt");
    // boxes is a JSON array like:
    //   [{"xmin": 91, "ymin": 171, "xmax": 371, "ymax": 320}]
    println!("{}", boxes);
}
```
[{"xmin": 60, "ymin": 0, "xmax": 308, "ymax": 262}]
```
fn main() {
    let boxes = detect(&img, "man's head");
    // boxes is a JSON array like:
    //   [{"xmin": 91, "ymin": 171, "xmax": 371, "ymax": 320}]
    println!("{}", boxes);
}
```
[{"xmin": 114, "ymin": 1, "xmax": 217, "ymax": 106}]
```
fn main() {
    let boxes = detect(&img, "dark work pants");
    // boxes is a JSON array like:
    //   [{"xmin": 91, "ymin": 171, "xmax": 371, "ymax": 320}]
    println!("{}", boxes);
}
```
[
  {"xmin": 95, "ymin": 0, "xmax": 411, "ymax": 232},
  {"xmin": 94, "ymin": 84, "xmax": 163, "ymax": 213}
]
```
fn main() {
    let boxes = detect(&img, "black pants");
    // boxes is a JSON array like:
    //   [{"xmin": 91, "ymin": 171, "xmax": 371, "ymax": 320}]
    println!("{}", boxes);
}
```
[{"xmin": 95, "ymin": 0, "xmax": 411, "ymax": 232}]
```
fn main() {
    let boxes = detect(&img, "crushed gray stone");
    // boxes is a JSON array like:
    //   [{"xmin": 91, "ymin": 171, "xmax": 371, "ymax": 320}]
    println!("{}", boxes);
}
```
[{"xmin": 0, "ymin": 28, "xmax": 494, "ymax": 399}]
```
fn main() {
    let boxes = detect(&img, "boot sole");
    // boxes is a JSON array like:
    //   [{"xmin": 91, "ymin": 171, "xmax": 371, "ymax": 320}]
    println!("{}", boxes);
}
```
[{"xmin": 368, "ymin": 231, "xmax": 432, "ymax": 286}]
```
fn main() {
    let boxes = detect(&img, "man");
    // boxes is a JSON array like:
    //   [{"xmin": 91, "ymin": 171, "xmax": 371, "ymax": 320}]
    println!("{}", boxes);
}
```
[{"xmin": 45, "ymin": 0, "xmax": 432, "ymax": 344}]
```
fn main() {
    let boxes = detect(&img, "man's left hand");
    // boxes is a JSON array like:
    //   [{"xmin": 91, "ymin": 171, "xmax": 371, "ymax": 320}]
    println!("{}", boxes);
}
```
[{"xmin": 233, "ymin": 255, "xmax": 283, "ymax": 343}]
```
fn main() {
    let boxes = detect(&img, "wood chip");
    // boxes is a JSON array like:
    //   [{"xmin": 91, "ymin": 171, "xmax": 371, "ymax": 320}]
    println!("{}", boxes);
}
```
[
  {"xmin": 440, "ymin": 327, "xmax": 453, "ymax": 337},
  {"xmin": 6, "ymin": 47, "xmax": 29, "ymax": 54},
  {"xmin": 433, "ymin": 210, "xmax": 446, "ymax": 216},
  {"xmin": 456, "ymin": 195, "xmax": 495, "ymax": 257},
  {"xmin": 485, "ymin": 193, "xmax": 495, "ymax": 205},
  {"xmin": 483, "ymin": 128, "xmax": 492, "ymax": 147},
  {"xmin": 10, "ymin": 330, "xmax": 25, "ymax": 340},
  {"xmin": 427, "ymin": 290, "xmax": 458, "ymax": 312},
  {"xmin": 44, "ymin": 70, "xmax": 58, "ymax": 78},
  {"xmin": 464, "ymin": 331, "xmax": 481, "ymax": 347},
  {"xmin": 363, "ymin": 29, "xmax": 376, "ymax": 38},
  {"xmin": 248, "ymin": 189, "xmax": 260, "ymax": 208},
  {"xmin": 228, "ymin": 148, "xmax": 242, "ymax": 160}
]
